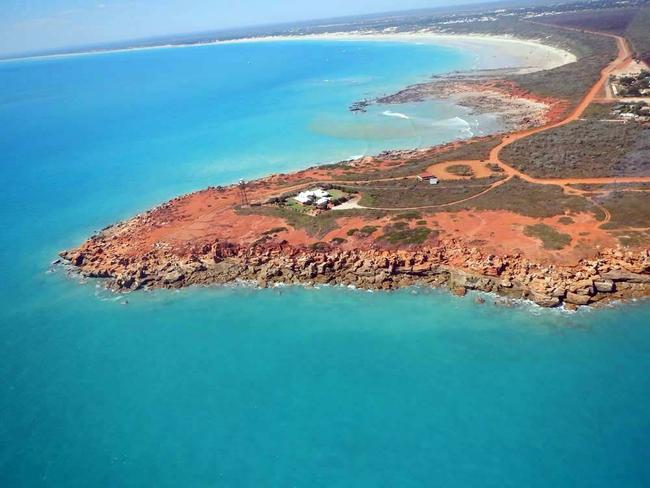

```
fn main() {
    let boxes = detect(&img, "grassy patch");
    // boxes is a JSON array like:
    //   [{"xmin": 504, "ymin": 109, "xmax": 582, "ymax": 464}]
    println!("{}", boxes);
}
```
[
  {"xmin": 523, "ymin": 224, "xmax": 572, "ymax": 250},
  {"xmin": 599, "ymin": 191, "xmax": 650, "ymax": 229},
  {"xmin": 501, "ymin": 120, "xmax": 650, "ymax": 178},
  {"xmin": 393, "ymin": 211, "xmax": 422, "ymax": 221},
  {"xmin": 378, "ymin": 226, "xmax": 433, "ymax": 245},
  {"xmin": 613, "ymin": 230, "xmax": 650, "ymax": 248},
  {"xmin": 262, "ymin": 226, "xmax": 288, "ymax": 235},
  {"xmin": 558, "ymin": 216, "xmax": 575, "ymax": 225},
  {"xmin": 357, "ymin": 182, "xmax": 493, "ymax": 208},
  {"xmin": 627, "ymin": 7, "xmax": 650, "ymax": 65},
  {"xmin": 445, "ymin": 164, "xmax": 474, "ymax": 177},
  {"xmin": 386, "ymin": 222, "xmax": 408, "ymax": 231},
  {"xmin": 541, "ymin": 8, "xmax": 639, "ymax": 35},
  {"xmin": 581, "ymin": 103, "xmax": 617, "ymax": 120},
  {"xmin": 360, "ymin": 225, "xmax": 379, "ymax": 235},
  {"xmin": 237, "ymin": 206, "xmax": 339, "ymax": 237},
  {"xmin": 346, "ymin": 225, "xmax": 378, "ymax": 237},
  {"xmin": 446, "ymin": 177, "xmax": 599, "ymax": 219},
  {"xmin": 310, "ymin": 242, "xmax": 330, "ymax": 251}
]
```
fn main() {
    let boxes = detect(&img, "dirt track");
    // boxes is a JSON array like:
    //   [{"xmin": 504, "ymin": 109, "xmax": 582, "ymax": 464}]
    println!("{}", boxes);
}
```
[
  {"xmin": 356, "ymin": 28, "xmax": 650, "ymax": 212},
  {"xmin": 243, "ymin": 26, "xmax": 647, "ymax": 218}
]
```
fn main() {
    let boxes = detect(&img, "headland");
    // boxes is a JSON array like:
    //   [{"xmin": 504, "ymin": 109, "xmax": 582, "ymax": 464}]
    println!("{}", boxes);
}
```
[{"xmin": 59, "ymin": 8, "xmax": 650, "ymax": 309}]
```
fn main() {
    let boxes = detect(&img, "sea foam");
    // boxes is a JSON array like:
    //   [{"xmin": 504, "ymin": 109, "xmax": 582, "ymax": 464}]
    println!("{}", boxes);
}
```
[{"xmin": 382, "ymin": 110, "xmax": 411, "ymax": 120}]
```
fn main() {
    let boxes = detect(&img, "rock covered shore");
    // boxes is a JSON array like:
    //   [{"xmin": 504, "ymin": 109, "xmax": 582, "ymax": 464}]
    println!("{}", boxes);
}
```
[
  {"xmin": 60, "ymin": 237, "xmax": 650, "ymax": 309},
  {"xmin": 353, "ymin": 78, "xmax": 569, "ymax": 133}
]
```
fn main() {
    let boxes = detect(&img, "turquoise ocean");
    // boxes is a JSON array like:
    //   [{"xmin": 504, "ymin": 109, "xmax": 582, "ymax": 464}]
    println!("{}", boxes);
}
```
[{"xmin": 1, "ymin": 39, "xmax": 649, "ymax": 486}]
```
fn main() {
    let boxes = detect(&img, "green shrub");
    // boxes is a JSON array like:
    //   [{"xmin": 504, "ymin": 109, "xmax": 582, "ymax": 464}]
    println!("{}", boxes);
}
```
[{"xmin": 523, "ymin": 224, "xmax": 572, "ymax": 250}]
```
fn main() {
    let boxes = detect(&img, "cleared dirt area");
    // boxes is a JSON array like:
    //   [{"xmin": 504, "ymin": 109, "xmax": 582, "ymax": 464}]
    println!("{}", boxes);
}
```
[{"xmin": 428, "ymin": 160, "xmax": 495, "ymax": 180}]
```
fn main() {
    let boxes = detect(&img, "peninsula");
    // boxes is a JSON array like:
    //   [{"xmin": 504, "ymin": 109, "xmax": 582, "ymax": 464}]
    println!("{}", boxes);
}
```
[{"xmin": 60, "ymin": 3, "xmax": 650, "ymax": 309}]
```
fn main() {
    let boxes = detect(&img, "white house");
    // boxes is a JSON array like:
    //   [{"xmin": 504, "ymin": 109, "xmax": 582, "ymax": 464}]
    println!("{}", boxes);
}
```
[
  {"xmin": 294, "ymin": 188, "xmax": 332, "ymax": 205},
  {"xmin": 315, "ymin": 197, "xmax": 330, "ymax": 207}
]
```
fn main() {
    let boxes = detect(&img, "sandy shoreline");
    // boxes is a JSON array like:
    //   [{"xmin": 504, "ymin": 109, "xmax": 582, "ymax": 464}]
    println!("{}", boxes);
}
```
[
  {"xmin": 3, "ymin": 31, "xmax": 576, "ymax": 73},
  {"xmin": 221, "ymin": 31, "xmax": 577, "ymax": 73}
]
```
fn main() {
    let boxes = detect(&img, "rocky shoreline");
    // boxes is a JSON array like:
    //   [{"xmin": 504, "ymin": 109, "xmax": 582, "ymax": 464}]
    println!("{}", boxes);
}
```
[
  {"xmin": 55, "ymin": 58, "xmax": 647, "ymax": 309},
  {"xmin": 350, "ymin": 75, "xmax": 569, "ymax": 132},
  {"xmin": 59, "ymin": 237, "xmax": 650, "ymax": 309}
]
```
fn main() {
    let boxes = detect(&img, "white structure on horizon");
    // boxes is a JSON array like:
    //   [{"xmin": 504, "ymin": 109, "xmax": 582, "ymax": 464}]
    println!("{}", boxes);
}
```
[{"xmin": 294, "ymin": 188, "xmax": 332, "ymax": 206}]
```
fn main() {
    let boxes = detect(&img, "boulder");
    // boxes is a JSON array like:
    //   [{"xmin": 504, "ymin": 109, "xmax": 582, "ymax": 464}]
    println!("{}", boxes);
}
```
[
  {"xmin": 162, "ymin": 270, "xmax": 184, "ymax": 285},
  {"xmin": 565, "ymin": 292, "xmax": 591, "ymax": 306},
  {"xmin": 451, "ymin": 286, "xmax": 467, "ymax": 297},
  {"xmin": 594, "ymin": 280, "xmax": 615, "ymax": 293},
  {"xmin": 530, "ymin": 292, "xmax": 561, "ymax": 308},
  {"xmin": 601, "ymin": 270, "xmax": 650, "ymax": 283}
]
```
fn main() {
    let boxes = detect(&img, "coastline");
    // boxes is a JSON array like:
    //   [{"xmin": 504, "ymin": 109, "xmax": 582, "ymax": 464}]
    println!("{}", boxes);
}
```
[
  {"xmin": 1, "ymin": 30, "xmax": 576, "ymax": 73},
  {"xmin": 219, "ymin": 32, "xmax": 576, "ymax": 73},
  {"xmin": 59, "ymin": 234, "xmax": 650, "ymax": 310},
  {"xmin": 56, "ymin": 27, "xmax": 650, "ymax": 310}
]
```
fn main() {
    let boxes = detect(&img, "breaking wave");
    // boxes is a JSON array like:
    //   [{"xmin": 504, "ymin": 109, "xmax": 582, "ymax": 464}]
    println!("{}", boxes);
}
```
[
  {"xmin": 447, "ymin": 116, "xmax": 474, "ymax": 137},
  {"xmin": 382, "ymin": 110, "xmax": 410, "ymax": 120}
]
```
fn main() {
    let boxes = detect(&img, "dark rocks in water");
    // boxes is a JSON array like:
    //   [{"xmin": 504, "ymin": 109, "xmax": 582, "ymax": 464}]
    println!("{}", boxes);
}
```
[
  {"xmin": 452, "ymin": 286, "xmax": 467, "ymax": 297},
  {"xmin": 349, "ymin": 99, "xmax": 370, "ymax": 113}
]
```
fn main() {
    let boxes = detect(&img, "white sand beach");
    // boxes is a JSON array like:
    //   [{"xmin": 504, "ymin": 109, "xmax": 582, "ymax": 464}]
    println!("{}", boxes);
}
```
[
  {"xmin": 5, "ymin": 30, "xmax": 577, "ymax": 73},
  {"xmin": 220, "ymin": 31, "xmax": 577, "ymax": 73}
]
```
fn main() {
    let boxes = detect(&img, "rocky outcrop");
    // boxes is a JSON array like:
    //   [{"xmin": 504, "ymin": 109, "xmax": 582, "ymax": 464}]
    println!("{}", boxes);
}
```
[
  {"xmin": 59, "ymin": 236, "xmax": 650, "ymax": 309},
  {"xmin": 362, "ymin": 79, "xmax": 569, "ymax": 132}
]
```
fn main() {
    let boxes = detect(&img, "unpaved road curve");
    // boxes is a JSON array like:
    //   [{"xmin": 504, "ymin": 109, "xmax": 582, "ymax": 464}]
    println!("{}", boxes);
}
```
[
  {"xmin": 488, "ymin": 30, "xmax": 633, "ymax": 181},
  {"xmin": 356, "ymin": 28, "xmax": 649, "ymax": 212},
  {"xmin": 253, "ymin": 27, "xmax": 647, "ymax": 214}
]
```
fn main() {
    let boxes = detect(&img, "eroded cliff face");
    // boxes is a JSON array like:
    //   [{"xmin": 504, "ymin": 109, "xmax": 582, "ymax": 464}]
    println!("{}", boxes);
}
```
[{"xmin": 60, "ymin": 233, "xmax": 650, "ymax": 309}]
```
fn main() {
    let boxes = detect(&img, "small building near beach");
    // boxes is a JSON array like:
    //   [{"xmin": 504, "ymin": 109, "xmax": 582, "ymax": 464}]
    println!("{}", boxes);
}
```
[{"xmin": 417, "ymin": 174, "xmax": 439, "ymax": 185}]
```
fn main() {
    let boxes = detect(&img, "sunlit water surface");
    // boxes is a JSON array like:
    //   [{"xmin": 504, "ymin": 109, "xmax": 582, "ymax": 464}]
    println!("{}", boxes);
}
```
[{"xmin": 1, "ymin": 40, "xmax": 649, "ymax": 487}]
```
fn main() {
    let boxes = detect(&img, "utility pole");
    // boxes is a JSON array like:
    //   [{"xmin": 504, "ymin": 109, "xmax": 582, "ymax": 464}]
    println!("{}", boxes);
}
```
[{"xmin": 238, "ymin": 179, "xmax": 249, "ymax": 206}]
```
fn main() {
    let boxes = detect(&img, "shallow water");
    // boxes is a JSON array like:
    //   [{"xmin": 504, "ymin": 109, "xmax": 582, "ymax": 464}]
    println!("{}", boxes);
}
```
[{"xmin": 1, "ymin": 39, "xmax": 649, "ymax": 487}]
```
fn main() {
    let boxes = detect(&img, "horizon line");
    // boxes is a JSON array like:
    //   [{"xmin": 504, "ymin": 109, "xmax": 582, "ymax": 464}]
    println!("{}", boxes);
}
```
[{"xmin": 0, "ymin": 0, "xmax": 553, "ymax": 61}]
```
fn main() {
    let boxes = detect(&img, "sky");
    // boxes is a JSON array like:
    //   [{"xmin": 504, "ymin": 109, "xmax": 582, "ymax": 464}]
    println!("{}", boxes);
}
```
[{"xmin": 0, "ymin": 0, "xmax": 496, "ymax": 56}]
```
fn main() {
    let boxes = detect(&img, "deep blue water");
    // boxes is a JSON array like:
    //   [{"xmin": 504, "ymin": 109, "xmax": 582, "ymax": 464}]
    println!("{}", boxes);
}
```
[{"xmin": 1, "ymin": 40, "xmax": 649, "ymax": 487}]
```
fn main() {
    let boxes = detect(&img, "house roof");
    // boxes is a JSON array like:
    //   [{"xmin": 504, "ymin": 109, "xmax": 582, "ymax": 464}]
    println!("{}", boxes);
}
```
[
  {"xmin": 294, "ymin": 188, "xmax": 331, "ymax": 204},
  {"xmin": 315, "ymin": 197, "xmax": 330, "ymax": 206}
]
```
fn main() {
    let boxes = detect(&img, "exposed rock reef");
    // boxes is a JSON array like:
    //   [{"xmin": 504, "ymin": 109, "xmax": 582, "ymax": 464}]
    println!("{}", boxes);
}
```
[
  {"xmin": 355, "ymin": 78, "xmax": 570, "ymax": 132},
  {"xmin": 60, "ymin": 236, "xmax": 650, "ymax": 309}
]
